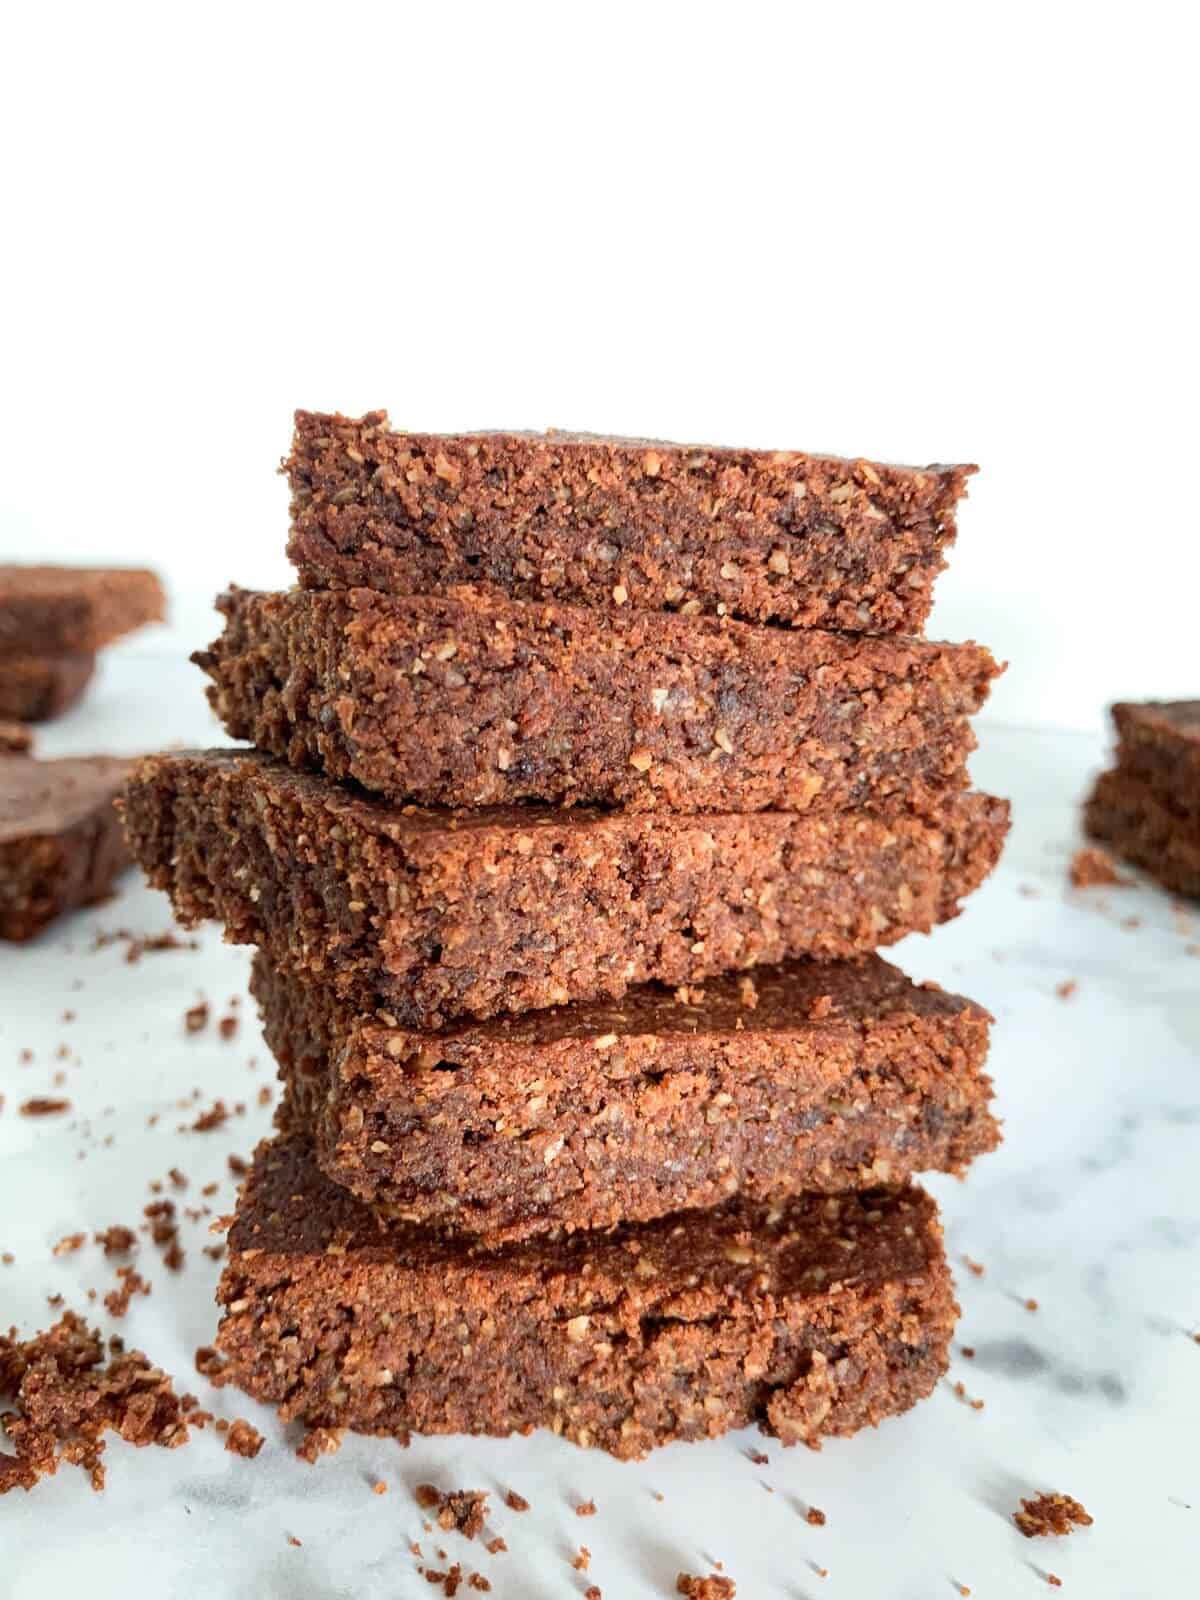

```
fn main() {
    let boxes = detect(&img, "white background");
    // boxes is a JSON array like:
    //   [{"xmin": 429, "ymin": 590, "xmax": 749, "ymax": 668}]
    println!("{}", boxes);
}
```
[{"xmin": 2, "ymin": 1, "xmax": 1197, "ymax": 732}]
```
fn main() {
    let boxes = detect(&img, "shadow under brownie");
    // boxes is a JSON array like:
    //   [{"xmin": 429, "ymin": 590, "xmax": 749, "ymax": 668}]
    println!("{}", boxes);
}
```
[
  {"xmin": 257, "ymin": 951, "xmax": 998, "ymax": 1242},
  {"xmin": 212, "ymin": 1133, "xmax": 958, "ymax": 1459},
  {"xmin": 122, "ymin": 748, "xmax": 1010, "ymax": 1026},
  {"xmin": 198, "ymin": 585, "xmax": 1000, "ymax": 814}
]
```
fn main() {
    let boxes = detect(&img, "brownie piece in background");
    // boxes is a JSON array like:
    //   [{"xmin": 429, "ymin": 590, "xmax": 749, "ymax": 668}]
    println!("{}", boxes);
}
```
[
  {"xmin": 0, "ymin": 655, "xmax": 95, "ymax": 722},
  {"xmin": 1, "ymin": 755, "xmax": 132, "ymax": 940},
  {"xmin": 258, "ymin": 951, "xmax": 998, "ymax": 1240},
  {"xmin": 285, "ymin": 410, "xmax": 973, "ymax": 634},
  {"xmin": 199, "ymin": 586, "xmax": 1000, "ymax": 814},
  {"xmin": 121, "ymin": 749, "xmax": 1010, "ymax": 1026},
  {"xmin": 1111, "ymin": 700, "xmax": 1200, "ymax": 822},
  {"xmin": 213, "ymin": 1134, "xmax": 957, "ymax": 1459},
  {"xmin": 1085, "ymin": 768, "xmax": 1200, "ymax": 898},
  {"xmin": 0, "ymin": 565, "xmax": 165, "ymax": 655}
]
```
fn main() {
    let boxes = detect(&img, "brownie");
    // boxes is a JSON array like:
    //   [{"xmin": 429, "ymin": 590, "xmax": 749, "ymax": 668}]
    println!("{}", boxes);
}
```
[
  {"xmin": 0, "ymin": 565, "xmax": 165, "ymax": 656},
  {"xmin": 1111, "ymin": 700, "xmax": 1200, "ymax": 823},
  {"xmin": 199, "ymin": 586, "xmax": 1000, "ymax": 815},
  {"xmin": 1084, "ymin": 768, "xmax": 1200, "ymax": 898},
  {"xmin": 1, "ymin": 756, "xmax": 133, "ymax": 940},
  {"xmin": 122, "ymin": 749, "xmax": 1010, "ymax": 1026},
  {"xmin": 0, "ymin": 655, "xmax": 95, "ymax": 722},
  {"xmin": 285, "ymin": 411, "xmax": 974, "ymax": 634},
  {"xmin": 257, "ymin": 951, "xmax": 998, "ymax": 1241},
  {"xmin": 213, "ymin": 1134, "xmax": 958, "ymax": 1459}
]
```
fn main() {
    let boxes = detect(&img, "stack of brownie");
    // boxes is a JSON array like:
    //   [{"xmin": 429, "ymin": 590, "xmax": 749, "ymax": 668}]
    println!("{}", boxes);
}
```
[
  {"xmin": 1085, "ymin": 700, "xmax": 1200, "ymax": 897},
  {"xmin": 0, "ymin": 565, "xmax": 165, "ymax": 722},
  {"xmin": 123, "ymin": 413, "xmax": 1009, "ymax": 1458}
]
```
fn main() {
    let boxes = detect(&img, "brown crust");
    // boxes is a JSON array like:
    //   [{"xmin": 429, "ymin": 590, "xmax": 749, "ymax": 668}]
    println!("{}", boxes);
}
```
[
  {"xmin": 257, "ymin": 951, "xmax": 998, "ymax": 1241},
  {"xmin": 198, "ymin": 586, "xmax": 999, "ymax": 815},
  {"xmin": 284, "ymin": 411, "xmax": 974, "ymax": 634},
  {"xmin": 1084, "ymin": 768, "xmax": 1200, "ymax": 898},
  {"xmin": 121, "ymin": 749, "xmax": 1010, "ymax": 1025},
  {"xmin": 0, "ymin": 566, "xmax": 165, "ymax": 656},
  {"xmin": 0, "ymin": 655, "xmax": 95, "ymax": 722},
  {"xmin": 213, "ymin": 1134, "xmax": 958, "ymax": 1459},
  {"xmin": 1, "ymin": 756, "xmax": 133, "ymax": 941}
]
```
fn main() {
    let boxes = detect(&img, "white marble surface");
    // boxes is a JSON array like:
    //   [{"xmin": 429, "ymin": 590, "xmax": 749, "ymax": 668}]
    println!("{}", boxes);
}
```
[{"xmin": 2, "ymin": 652, "xmax": 1197, "ymax": 1598}]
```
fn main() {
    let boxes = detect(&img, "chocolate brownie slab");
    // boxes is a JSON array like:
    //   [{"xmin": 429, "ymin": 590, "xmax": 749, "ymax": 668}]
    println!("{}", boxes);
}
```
[
  {"xmin": 285, "ymin": 410, "xmax": 973, "ymax": 634},
  {"xmin": 258, "ymin": 951, "xmax": 998, "ymax": 1241},
  {"xmin": 0, "ymin": 655, "xmax": 95, "ymax": 721},
  {"xmin": 1111, "ymin": 700, "xmax": 1200, "ymax": 823},
  {"xmin": 213, "ymin": 1134, "xmax": 958, "ymax": 1458},
  {"xmin": 0, "ymin": 566, "xmax": 165, "ymax": 655},
  {"xmin": 199, "ymin": 586, "xmax": 1000, "ymax": 814},
  {"xmin": 1, "ymin": 756, "xmax": 132, "ymax": 940},
  {"xmin": 122, "ymin": 749, "xmax": 1010, "ymax": 1026},
  {"xmin": 1085, "ymin": 767, "xmax": 1200, "ymax": 897}
]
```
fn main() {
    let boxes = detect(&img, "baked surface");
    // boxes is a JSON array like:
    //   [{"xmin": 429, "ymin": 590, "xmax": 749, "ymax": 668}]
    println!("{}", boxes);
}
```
[
  {"xmin": 258, "ymin": 951, "xmax": 998, "ymax": 1241},
  {"xmin": 0, "ymin": 566, "xmax": 164, "ymax": 655},
  {"xmin": 213, "ymin": 1133, "xmax": 958, "ymax": 1458},
  {"xmin": 285, "ymin": 411, "xmax": 973, "ymax": 634},
  {"xmin": 199, "ymin": 586, "xmax": 999, "ymax": 814},
  {"xmin": 122, "ymin": 749, "xmax": 1010, "ymax": 1026},
  {"xmin": 0, "ymin": 655, "xmax": 95, "ymax": 722},
  {"xmin": 1, "ymin": 755, "xmax": 132, "ymax": 940},
  {"xmin": 1085, "ymin": 767, "xmax": 1200, "ymax": 897},
  {"xmin": 1111, "ymin": 700, "xmax": 1200, "ymax": 823}
]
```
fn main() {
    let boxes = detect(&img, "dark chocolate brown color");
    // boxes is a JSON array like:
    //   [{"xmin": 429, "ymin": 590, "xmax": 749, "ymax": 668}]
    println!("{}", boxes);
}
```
[
  {"xmin": 198, "ymin": 586, "xmax": 999, "ymax": 814},
  {"xmin": 285, "ymin": 411, "xmax": 973, "ymax": 634},
  {"xmin": 0, "ymin": 656, "xmax": 95, "ymax": 722},
  {"xmin": 213, "ymin": 1134, "xmax": 958, "ymax": 1459}
]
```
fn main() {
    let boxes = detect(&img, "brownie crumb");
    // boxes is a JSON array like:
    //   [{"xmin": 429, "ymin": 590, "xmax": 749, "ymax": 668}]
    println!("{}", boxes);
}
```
[
  {"xmin": 296, "ymin": 1424, "xmax": 343, "ymax": 1462},
  {"xmin": 585, "ymin": 1589, "xmax": 601, "ymax": 1600},
  {"xmin": 962, "ymin": 1255, "xmax": 986, "ymax": 1277},
  {"xmin": 961, "ymin": 1345, "xmax": 976, "ymax": 1359},
  {"xmin": 806, "ymin": 1506, "xmax": 827, "ymax": 1526},
  {"xmin": 1025, "ymin": 1298, "xmax": 1040, "ymax": 1312},
  {"xmin": 1055, "ymin": 980, "xmax": 1078, "ymax": 1001},
  {"xmin": 287, "ymin": 1535, "xmax": 302, "ymax": 1547},
  {"xmin": 1069, "ymin": 846, "xmax": 1128, "ymax": 889},
  {"xmin": 1048, "ymin": 1577, "xmax": 1062, "ymax": 1588},
  {"xmin": 575, "ymin": 1498, "xmax": 597, "ymax": 1517},
  {"xmin": 0, "ymin": 1311, "xmax": 193, "ymax": 1493},
  {"xmin": 746, "ymin": 1448, "xmax": 769, "ymax": 1465},
  {"xmin": 484, "ymin": 1536, "xmax": 506, "ymax": 1555},
  {"xmin": 503, "ymin": 1488, "xmax": 530, "ymax": 1512},
  {"xmin": 191, "ymin": 1100, "xmax": 230, "ymax": 1133},
  {"xmin": 1014, "ymin": 1493, "xmax": 1093, "ymax": 1539},
  {"xmin": 218, "ymin": 1014, "xmax": 239, "ymax": 1041},
  {"xmin": 104, "ymin": 1266, "xmax": 151, "ymax": 1319},
  {"xmin": 52, "ymin": 1232, "xmax": 87, "ymax": 1257},
  {"xmin": 956, "ymin": 1586, "xmax": 971, "ymax": 1597},
  {"xmin": 184, "ymin": 1002, "xmax": 209, "ymax": 1035},
  {"xmin": 952, "ymin": 1380, "xmax": 985, "ymax": 1411},
  {"xmin": 224, "ymin": 1418, "xmax": 263, "ymax": 1458},
  {"xmin": 468, "ymin": 1578, "xmax": 491, "ymax": 1593},
  {"xmin": 94, "ymin": 928, "xmax": 196, "ymax": 962},
  {"xmin": 227, "ymin": 1154, "xmax": 248, "ymax": 1177},
  {"xmin": 20, "ymin": 1097, "xmax": 71, "ymax": 1117},
  {"xmin": 95, "ymin": 1225, "xmax": 137, "ymax": 1256},
  {"xmin": 573, "ymin": 1546, "xmax": 591, "ymax": 1571},
  {"xmin": 677, "ymin": 1575, "xmax": 736, "ymax": 1598}
]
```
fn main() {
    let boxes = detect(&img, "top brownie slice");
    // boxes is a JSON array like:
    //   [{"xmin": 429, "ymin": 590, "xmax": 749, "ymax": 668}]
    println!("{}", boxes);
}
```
[
  {"xmin": 1111, "ymin": 700, "xmax": 1200, "ymax": 822},
  {"xmin": 285, "ymin": 411, "xmax": 973, "ymax": 633},
  {"xmin": 0, "ymin": 566, "xmax": 165, "ymax": 656}
]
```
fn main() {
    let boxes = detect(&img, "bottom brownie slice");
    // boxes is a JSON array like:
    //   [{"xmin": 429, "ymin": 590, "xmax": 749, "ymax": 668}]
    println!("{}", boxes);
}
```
[
  {"xmin": 1085, "ymin": 767, "xmax": 1200, "ymax": 897},
  {"xmin": 213, "ymin": 1135, "xmax": 957, "ymax": 1459},
  {"xmin": 256, "ymin": 951, "xmax": 998, "ymax": 1242},
  {"xmin": 0, "ymin": 655, "xmax": 95, "ymax": 721}
]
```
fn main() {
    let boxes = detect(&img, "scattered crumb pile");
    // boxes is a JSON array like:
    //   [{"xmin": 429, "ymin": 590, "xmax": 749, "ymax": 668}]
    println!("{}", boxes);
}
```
[
  {"xmin": 1069, "ymin": 847, "xmax": 1128, "ymax": 889},
  {"xmin": 0, "ymin": 1312, "xmax": 195, "ymax": 1492},
  {"xmin": 415, "ymin": 1483, "xmax": 490, "ymax": 1540},
  {"xmin": 1013, "ymin": 1492, "xmax": 1094, "ymax": 1539},
  {"xmin": 677, "ymin": 1575, "xmax": 737, "ymax": 1598}
]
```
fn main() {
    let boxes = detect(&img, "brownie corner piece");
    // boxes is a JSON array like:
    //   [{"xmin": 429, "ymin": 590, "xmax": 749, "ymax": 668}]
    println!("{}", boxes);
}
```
[
  {"xmin": 215, "ymin": 1134, "xmax": 957, "ymax": 1458},
  {"xmin": 0, "ymin": 565, "xmax": 165, "ymax": 656},
  {"xmin": 1, "ymin": 755, "xmax": 133, "ymax": 940},
  {"xmin": 284, "ymin": 410, "xmax": 974, "ymax": 634}
]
